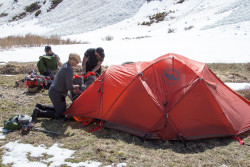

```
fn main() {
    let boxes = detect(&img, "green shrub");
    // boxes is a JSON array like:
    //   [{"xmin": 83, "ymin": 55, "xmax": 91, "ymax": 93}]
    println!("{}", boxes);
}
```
[
  {"xmin": 52, "ymin": 0, "xmax": 63, "ymax": 4},
  {"xmin": 0, "ymin": 12, "xmax": 8, "ymax": 18},
  {"xmin": 141, "ymin": 11, "xmax": 174, "ymax": 26},
  {"xmin": 25, "ymin": 2, "xmax": 41, "ymax": 13},
  {"xmin": 35, "ymin": 10, "xmax": 42, "ymax": 17},
  {"xmin": 122, "ymin": 62, "xmax": 134, "ymax": 65},
  {"xmin": 153, "ymin": 12, "xmax": 166, "ymax": 22},
  {"xmin": 47, "ymin": 0, "xmax": 63, "ymax": 12},
  {"xmin": 103, "ymin": 35, "xmax": 114, "ymax": 41},
  {"xmin": 168, "ymin": 28, "xmax": 175, "ymax": 33},
  {"xmin": 0, "ymin": 34, "xmax": 88, "ymax": 50},
  {"xmin": 11, "ymin": 12, "xmax": 27, "ymax": 21},
  {"xmin": 176, "ymin": 0, "xmax": 185, "ymax": 3},
  {"xmin": 184, "ymin": 26, "xmax": 194, "ymax": 31}
]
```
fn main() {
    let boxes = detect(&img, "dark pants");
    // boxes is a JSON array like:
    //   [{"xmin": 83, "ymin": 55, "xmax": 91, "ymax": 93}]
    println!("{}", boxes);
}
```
[{"xmin": 49, "ymin": 87, "xmax": 66, "ymax": 118}]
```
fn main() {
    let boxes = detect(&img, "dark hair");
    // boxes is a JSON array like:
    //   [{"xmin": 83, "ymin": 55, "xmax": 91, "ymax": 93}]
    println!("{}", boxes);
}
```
[
  {"xmin": 96, "ymin": 47, "xmax": 105, "ymax": 58},
  {"xmin": 44, "ymin": 46, "xmax": 51, "ymax": 52}
]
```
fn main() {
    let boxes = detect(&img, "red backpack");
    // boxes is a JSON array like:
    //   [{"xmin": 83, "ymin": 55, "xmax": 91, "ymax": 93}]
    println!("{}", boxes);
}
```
[{"xmin": 25, "ymin": 73, "xmax": 50, "ymax": 92}]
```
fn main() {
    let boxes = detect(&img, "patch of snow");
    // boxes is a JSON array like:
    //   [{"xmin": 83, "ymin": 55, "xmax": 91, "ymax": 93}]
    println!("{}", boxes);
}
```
[
  {"xmin": 225, "ymin": 83, "xmax": 250, "ymax": 90},
  {"xmin": 1, "ymin": 140, "xmax": 127, "ymax": 167}
]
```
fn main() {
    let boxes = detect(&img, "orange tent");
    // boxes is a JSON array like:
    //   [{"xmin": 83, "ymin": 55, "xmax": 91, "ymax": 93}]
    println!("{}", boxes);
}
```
[{"xmin": 64, "ymin": 53, "xmax": 250, "ymax": 141}]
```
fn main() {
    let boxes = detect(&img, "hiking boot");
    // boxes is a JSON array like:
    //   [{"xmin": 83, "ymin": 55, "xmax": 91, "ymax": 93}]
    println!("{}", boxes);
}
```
[
  {"xmin": 31, "ymin": 107, "xmax": 40, "ymax": 121},
  {"xmin": 35, "ymin": 103, "xmax": 55, "ymax": 111},
  {"xmin": 31, "ymin": 107, "xmax": 56, "ymax": 120},
  {"xmin": 35, "ymin": 103, "xmax": 44, "ymax": 109}
]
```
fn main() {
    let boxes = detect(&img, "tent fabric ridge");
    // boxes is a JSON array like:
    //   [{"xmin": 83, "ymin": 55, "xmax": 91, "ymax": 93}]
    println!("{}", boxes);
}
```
[
  {"xmin": 101, "ymin": 62, "xmax": 165, "ymax": 120},
  {"xmin": 167, "ymin": 77, "xmax": 200, "ymax": 113},
  {"xmin": 200, "ymin": 80, "xmax": 237, "ymax": 135},
  {"xmin": 100, "ymin": 71, "xmax": 144, "ymax": 120},
  {"xmin": 238, "ymin": 128, "xmax": 250, "ymax": 134},
  {"xmin": 208, "ymin": 84, "xmax": 240, "ymax": 134},
  {"xmin": 139, "ymin": 72, "xmax": 145, "ymax": 79},
  {"xmin": 147, "ymin": 115, "xmax": 167, "ymax": 135},
  {"xmin": 203, "ymin": 80, "xmax": 217, "ymax": 98},
  {"xmin": 163, "ymin": 79, "xmax": 206, "ymax": 139},
  {"xmin": 165, "ymin": 77, "xmax": 199, "ymax": 98},
  {"xmin": 166, "ymin": 116, "xmax": 183, "ymax": 139},
  {"xmin": 98, "ymin": 80, "xmax": 105, "ymax": 119}
]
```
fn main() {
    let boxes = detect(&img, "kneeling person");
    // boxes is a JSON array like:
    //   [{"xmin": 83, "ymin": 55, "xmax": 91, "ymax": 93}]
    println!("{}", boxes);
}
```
[{"xmin": 32, "ymin": 53, "xmax": 81, "ymax": 119}]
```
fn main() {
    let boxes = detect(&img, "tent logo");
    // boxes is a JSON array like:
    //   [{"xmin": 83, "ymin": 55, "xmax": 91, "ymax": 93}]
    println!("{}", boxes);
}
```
[{"xmin": 163, "ymin": 69, "xmax": 180, "ymax": 85}]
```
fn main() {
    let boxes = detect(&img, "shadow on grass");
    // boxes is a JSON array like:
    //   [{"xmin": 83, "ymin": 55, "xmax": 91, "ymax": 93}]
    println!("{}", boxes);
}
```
[
  {"xmin": 70, "ymin": 120, "xmax": 250, "ymax": 154},
  {"xmin": 33, "ymin": 117, "xmax": 249, "ymax": 154},
  {"xmin": 33, "ymin": 118, "xmax": 73, "ymax": 138},
  {"xmin": 29, "ymin": 116, "xmax": 250, "ymax": 155}
]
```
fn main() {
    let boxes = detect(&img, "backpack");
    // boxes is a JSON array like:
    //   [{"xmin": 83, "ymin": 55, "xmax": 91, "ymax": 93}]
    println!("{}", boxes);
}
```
[
  {"xmin": 3, "ymin": 115, "xmax": 32, "ymax": 130},
  {"xmin": 25, "ymin": 72, "xmax": 50, "ymax": 92},
  {"xmin": 37, "ymin": 55, "xmax": 58, "ymax": 75},
  {"xmin": 69, "ymin": 72, "xmax": 97, "ymax": 101}
]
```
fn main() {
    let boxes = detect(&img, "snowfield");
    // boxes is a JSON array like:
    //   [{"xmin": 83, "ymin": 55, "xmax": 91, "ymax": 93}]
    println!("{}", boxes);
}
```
[{"xmin": 0, "ymin": 0, "xmax": 249, "ymax": 65}]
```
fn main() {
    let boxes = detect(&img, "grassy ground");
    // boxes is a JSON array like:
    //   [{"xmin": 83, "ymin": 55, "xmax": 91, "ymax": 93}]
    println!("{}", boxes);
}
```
[{"xmin": 0, "ymin": 63, "xmax": 249, "ymax": 167}]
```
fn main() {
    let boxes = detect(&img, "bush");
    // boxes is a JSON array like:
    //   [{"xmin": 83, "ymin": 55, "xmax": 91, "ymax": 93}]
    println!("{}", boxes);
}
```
[
  {"xmin": 0, "ymin": 12, "xmax": 8, "ymax": 18},
  {"xmin": 0, "ymin": 34, "xmax": 88, "ymax": 50},
  {"xmin": 102, "ymin": 35, "xmax": 114, "ymax": 41},
  {"xmin": 153, "ymin": 12, "xmax": 166, "ymax": 22},
  {"xmin": 122, "ymin": 62, "xmax": 134, "ymax": 65},
  {"xmin": 168, "ymin": 28, "xmax": 175, "ymax": 33},
  {"xmin": 11, "ymin": 12, "xmax": 27, "ymax": 21},
  {"xmin": 48, "ymin": 0, "xmax": 63, "ymax": 11},
  {"xmin": 184, "ymin": 26, "xmax": 194, "ymax": 31},
  {"xmin": 35, "ymin": 10, "xmax": 41, "ymax": 17},
  {"xmin": 176, "ymin": 0, "xmax": 185, "ymax": 4},
  {"xmin": 141, "ymin": 11, "xmax": 174, "ymax": 26},
  {"xmin": 25, "ymin": 2, "xmax": 41, "ymax": 13}
]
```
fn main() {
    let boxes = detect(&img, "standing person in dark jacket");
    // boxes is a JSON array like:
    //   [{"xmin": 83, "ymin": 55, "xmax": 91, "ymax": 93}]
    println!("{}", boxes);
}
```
[
  {"xmin": 32, "ymin": 53, "xmax": 81, "ymax": 119},
  {"xmin": 82, "ymin": 47, "xmax": 105, "ymax": 76}
]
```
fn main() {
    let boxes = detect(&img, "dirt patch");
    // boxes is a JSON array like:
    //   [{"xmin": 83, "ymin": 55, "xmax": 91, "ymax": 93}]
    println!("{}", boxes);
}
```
[{"xmin": 0, "ymin": 62, "xmax": 37, "ymax": 74}]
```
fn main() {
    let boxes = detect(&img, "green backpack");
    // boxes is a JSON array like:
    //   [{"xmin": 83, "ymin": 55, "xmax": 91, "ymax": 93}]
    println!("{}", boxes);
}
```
[
  {"xmin": 4, "ymin": 115, "xmax": 32, "ymax": 130},
  {"xmin": 37, "ymin": 55, "xmax": 58, "ymax": 75},
  {"xmin": 4, "ymin": 115, "xmax": 22, "ymax": 130}
]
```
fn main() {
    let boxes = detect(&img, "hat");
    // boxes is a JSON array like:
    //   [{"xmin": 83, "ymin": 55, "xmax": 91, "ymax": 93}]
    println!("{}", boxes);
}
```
[
  {"xmin": 69, "ymin": 53, "xmax": 81, "ymax": 63},
  {"xmin": 96, "ymin": 47, "xmax": 105, "ymax": 58},
  {"xmin": 44, "ymin": 46, "xmax": 51, "ymax": 52}
]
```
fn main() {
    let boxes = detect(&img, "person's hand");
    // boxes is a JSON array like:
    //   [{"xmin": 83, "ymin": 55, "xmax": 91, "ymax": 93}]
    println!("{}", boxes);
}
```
[{"xmin": 73, "ymin": 85, "xmax": 80, "ymax": 89}]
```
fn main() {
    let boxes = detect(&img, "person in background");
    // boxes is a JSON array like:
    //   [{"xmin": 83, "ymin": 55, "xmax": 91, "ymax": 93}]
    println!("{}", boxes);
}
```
[
  {"xmin": 82, "ymin": 47, "xmax": 105, "ymax": 76},
  {"xmin": 37, "ymin": 45, "xmax": 62, "ymax": 79},
  {"xmin": 32, "ymin": 53, "xmax": 81, "ymax": 120}
]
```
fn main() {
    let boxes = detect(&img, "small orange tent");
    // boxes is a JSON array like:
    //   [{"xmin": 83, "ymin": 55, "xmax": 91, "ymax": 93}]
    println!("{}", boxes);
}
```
[{"xmin": 64, "ymin": 53, "xmax": 250, "ymax": 141}]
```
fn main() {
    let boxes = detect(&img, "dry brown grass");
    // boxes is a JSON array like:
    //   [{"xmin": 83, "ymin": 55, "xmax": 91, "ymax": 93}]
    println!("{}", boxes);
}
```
[
  {"xmin": 207, "ymin": 63, "xmax": 250, "ymax": 83},
  {"xmin": 0, "ymin": 34, "xmax": 88, "ymax": 50}
]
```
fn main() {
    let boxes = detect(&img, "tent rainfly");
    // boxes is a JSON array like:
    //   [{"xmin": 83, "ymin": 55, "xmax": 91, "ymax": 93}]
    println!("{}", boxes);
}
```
[{"xmin": 65, "ymin": 53, "xmax": 250, "ymax": 141}]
